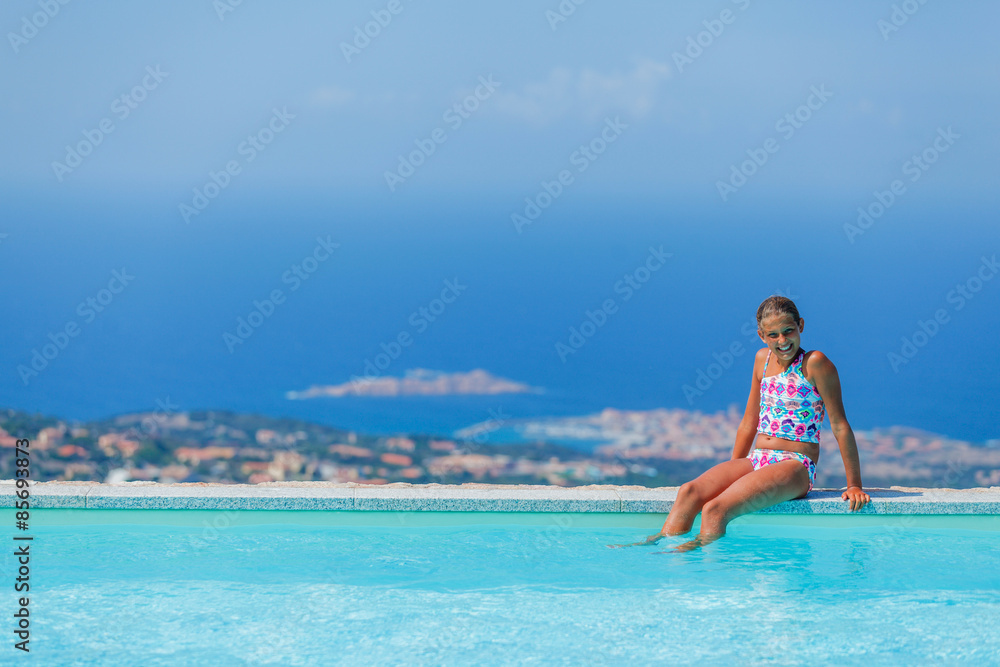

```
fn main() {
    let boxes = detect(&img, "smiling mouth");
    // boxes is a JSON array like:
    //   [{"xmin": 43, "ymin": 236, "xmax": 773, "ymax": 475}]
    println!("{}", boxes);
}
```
[{"xmin": 777, "ymin": 343, "xmax": 793, "ymax": 352}]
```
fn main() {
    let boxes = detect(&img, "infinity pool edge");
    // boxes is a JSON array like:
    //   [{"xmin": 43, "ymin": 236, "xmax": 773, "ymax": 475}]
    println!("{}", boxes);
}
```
[{"xmin": 2, "ymin": 481, "xmax": 999, "ymax": 514}]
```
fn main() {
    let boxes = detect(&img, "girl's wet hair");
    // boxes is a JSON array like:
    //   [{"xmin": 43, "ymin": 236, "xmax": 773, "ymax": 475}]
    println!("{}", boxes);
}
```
[{"xmin": 756, "ymin": 295, "xmax": 801, "ymax": 328}]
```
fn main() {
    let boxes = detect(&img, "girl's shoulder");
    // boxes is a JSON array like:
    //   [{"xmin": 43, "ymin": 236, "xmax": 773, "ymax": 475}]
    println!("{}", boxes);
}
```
[
  {"xmin": 753, "ymin": 347, "xmax": 770, "ymax": 378},
  {"xmin": 801, "ymin": 349, "xmax": 837, "ymax": 383}
]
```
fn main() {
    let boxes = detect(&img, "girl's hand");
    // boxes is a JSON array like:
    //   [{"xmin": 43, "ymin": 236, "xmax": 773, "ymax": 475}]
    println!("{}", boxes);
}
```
[{"xmin": 842, "ymin": 486, "xmax": 870, "ymax": 511}]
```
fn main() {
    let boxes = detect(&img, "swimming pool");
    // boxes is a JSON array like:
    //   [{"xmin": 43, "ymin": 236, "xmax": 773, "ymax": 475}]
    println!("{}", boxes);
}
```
[{"xmin": 6, "ymin": 507, "xmax": 1000, "ymax": 665}]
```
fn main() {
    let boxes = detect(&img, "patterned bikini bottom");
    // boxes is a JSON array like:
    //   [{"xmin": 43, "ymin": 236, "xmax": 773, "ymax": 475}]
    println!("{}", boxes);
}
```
[{"xmin": 748, "ymin": 448, "xmax": 817, "ymax": 494}]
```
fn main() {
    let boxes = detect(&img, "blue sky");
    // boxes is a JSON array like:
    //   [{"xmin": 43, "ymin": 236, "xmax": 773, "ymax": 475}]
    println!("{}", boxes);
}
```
[
  {"xmin": 3, "ymin": 1, "xmax": 1000, "ymax": 441},
  {"xmin": 2, "ymin": 0, "xmax": 998, "ymax": 201}
]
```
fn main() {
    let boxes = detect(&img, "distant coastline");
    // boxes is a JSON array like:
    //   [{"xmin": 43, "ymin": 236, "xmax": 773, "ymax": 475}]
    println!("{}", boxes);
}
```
[{"xmin": 2, "ymin": 405, "xmax": 997, "ymax": 489}]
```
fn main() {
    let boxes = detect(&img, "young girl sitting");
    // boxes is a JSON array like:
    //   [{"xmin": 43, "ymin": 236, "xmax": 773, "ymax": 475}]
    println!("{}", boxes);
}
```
[{"xmin": 611, "ymin": 295, "xmax": 870, "ymax": 552}]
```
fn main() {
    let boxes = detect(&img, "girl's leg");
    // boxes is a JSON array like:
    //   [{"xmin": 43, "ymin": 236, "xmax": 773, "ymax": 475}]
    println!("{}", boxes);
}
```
[
  {"xmin": 659, "ymin": 458, "xmax": 754, "ymax": 535},
  {"xmin": 697, "ymin": 458, "xmax": 810, "ymax": 540}
]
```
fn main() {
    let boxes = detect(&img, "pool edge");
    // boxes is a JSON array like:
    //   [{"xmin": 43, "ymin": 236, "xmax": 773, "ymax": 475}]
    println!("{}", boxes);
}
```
[{"xmin": 2, "ymin": 481, "xmax": 1000, "ymax": 514}]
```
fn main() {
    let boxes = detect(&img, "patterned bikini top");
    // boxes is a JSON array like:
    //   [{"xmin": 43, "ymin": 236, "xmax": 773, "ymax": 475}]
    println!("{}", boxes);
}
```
[{"xmin": 757, "ymin": 348, "xmax": 825, "ymax": 444}]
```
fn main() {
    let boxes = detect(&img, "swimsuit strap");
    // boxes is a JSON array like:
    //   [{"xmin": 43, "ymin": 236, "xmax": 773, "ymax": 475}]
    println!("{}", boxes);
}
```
[
  {"xmin": 763, "ymin": 348, "xmax": 804, "ymax": 381},
  {"xmin": 792, "ymin": 349, "xmax": 805, "ymax": 374}
]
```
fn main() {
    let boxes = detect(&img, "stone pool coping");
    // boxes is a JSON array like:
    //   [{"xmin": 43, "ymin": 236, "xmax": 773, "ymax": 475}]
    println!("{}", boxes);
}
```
[{"xmin": 2, "ymin": 480, "xmax": 1000, "ymax": 513}]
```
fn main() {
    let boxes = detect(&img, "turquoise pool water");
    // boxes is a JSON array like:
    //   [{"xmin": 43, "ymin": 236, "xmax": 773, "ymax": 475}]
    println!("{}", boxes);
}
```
[{"xmin": 5, "ymin": 510, "xmax": 1000, "ymax": 665}]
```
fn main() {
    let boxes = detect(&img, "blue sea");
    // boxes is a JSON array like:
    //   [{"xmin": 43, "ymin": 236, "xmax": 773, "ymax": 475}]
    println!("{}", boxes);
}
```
[{"xmin": 3, "ymin": 190, "xmax": 999, "ymax": 444}]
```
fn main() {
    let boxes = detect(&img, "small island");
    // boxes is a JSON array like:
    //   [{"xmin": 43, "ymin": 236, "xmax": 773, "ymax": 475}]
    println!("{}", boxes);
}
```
[{"xmin": 285, "ymin": 368, "xmax": 544, "ymax": 399}]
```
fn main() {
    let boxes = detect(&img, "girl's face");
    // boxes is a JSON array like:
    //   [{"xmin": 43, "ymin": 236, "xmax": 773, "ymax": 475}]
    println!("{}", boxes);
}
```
[{"xmin": 758, "ymin": 313, "xmax": 804, "ymax": 361}]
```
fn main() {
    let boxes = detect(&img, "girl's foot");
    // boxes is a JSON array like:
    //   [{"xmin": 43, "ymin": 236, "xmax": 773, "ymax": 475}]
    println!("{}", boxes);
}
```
[
  {"xmin": 606, "ymin": 532, "xmax": 667, "ymax": 548},
  {"xmin": 651, "ymin": 533, "xmax": 722, "ymax": 554}
]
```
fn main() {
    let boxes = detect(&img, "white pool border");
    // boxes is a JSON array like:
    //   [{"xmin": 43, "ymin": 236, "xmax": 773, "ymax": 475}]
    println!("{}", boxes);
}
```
[{"xmin": 2, "ymin": 481, "xmax": 1000, "ymax": 514}]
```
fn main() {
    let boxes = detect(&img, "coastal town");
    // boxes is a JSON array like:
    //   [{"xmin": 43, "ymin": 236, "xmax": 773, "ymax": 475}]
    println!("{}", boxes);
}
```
[{"xmin": 1, "ymin": 406, "xmax": 997, "ymax": 489}]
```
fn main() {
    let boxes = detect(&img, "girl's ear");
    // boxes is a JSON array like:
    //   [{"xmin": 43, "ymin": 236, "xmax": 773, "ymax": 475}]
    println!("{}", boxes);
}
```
[{"xmin": 798, "ymin": 318, "xmax": 805, "ymax": 333}]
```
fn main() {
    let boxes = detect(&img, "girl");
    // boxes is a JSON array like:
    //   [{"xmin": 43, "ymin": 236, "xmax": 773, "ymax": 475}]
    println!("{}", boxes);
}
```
[{"xmin": 611, "ymin": 295, "xmax": 870, "ymax": 552}]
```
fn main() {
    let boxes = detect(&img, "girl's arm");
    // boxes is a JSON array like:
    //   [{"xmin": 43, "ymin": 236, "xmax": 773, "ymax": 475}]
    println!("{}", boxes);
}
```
[
  {"xmin": 732, "ymin": 348, "xmax": 766, "ymax": 460},
  {"xmin": 809, "ymin": 351, "xmax": 870, "ymax": 511}
]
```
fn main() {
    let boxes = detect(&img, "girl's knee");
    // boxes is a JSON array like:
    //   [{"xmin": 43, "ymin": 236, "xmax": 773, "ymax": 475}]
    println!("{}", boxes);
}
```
[
  {"xmin": 699, "ymin": 499, "xmax": 730, "ymax": 536},
  {"xmin": 701, "ymin": 498, "xmax": 728, "ymax": 522},
  {"xmin": 677, "ymin": 481, "xmax": 703, "ymax": 505}
]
